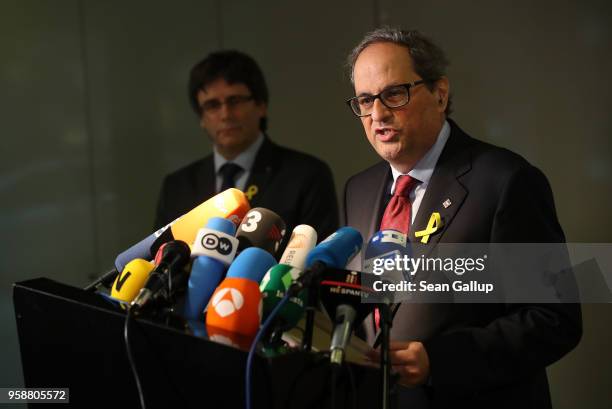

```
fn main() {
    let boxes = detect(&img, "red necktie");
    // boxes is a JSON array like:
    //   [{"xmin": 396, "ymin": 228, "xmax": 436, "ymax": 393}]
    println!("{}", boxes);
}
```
[
  {"xmin": 379, "ymin": 174, "xmax": 419, "ymax": 235},
  {"xmin": 375, "ymin": 175, "xmax": 419, "ymax": 331}
]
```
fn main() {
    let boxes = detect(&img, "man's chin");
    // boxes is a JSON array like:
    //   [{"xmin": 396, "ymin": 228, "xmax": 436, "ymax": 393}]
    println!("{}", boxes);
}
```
[
  {"xmin": 215, "ymin": 136, "xmax": 253, "ymax": 157},
  {"xmin": 216, "ymin": 134, "xmax": 245, "ymax": 147},
  {"xmin": 375, "ymin": 145, "xmax": 404, "ymax": 163},
  {"xmin": 216, "ymin": 130, "xmax": 243, "ymax": 140}
]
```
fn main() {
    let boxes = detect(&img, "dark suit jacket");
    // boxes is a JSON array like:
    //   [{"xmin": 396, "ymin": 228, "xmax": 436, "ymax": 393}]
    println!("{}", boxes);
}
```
[
  {"xmin": 343, "ymin": 120, "xmax": 582, "ymax": 408},
  {"xmin": 155, "ymin": 137, "xmax": 339, "ymax": 249}
]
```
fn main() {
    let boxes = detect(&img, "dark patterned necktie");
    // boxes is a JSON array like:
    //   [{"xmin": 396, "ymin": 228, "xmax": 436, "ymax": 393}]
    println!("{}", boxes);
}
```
[{"xmin": 219, "ymin": 163, "xmax": 243, "ymax": 192}]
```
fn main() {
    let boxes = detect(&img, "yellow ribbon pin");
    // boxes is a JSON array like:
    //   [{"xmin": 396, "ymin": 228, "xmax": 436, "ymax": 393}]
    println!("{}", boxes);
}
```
[
  {"xmin": 245, "ymin": 185, "xmax": 258, "ymax": 201},
  {"xmin": 414, "ymin": 212, "xmax": 443, "ymax": 243}
]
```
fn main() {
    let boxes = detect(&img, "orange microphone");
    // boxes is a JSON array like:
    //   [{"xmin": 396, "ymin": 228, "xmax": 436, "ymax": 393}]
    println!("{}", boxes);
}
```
[
  {"xmin": 205, "ymin": 325, "xmax": 255, "ymax": 351},
  {"xmin": 205, "ymin": 247, "xmax": 276, "ymax": 338}
]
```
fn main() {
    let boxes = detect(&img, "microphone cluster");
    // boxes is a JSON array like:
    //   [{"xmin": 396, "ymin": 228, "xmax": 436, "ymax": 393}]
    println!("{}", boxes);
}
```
[
  {"xmin": 80, "ymin": 187, "xmax": 423, "ymax": 409},
  {"xmin": 101, "ymin": 188, "xmax": 407, "ymax": 367}
]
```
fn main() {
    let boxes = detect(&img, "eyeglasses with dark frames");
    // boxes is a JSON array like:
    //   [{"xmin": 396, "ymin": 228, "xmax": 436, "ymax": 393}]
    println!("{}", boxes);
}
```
[
  {"xmin": 345, "ymin": 80, "xmax": 426, "ymax": 117},
  {"xmin": 200, "ymin": 94, "xmax": 254, "ymax": 115}
]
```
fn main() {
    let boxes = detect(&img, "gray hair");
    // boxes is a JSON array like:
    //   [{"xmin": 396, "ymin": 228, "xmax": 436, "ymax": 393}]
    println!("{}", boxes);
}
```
[{"xmin": 348, "ymin": 27, "xmax": 453, "ymax": 115}]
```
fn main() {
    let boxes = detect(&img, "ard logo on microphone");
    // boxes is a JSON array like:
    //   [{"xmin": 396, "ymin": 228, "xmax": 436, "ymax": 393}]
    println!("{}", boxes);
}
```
[
  {"xmin": 201, "ymin": 233, "xmax": 234, "ymax": 255},
  {"xmin": 211, "ymin": 288, "xmax": 244, "ymax": 317}
]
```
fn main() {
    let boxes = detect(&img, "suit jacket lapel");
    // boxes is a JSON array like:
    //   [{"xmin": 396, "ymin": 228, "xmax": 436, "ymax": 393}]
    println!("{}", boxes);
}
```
[
  {"xmin": 194, "ymin": 156, "xmax": 216, "ymax": 203},
  {"xmin": 366, "ymin": 164, "xmax": 391, "ymax": 242},
  {"xmin": 410, "ymin": 121, "xmax": 472, "ymax": 253},
  {"xmin": 347, "ymin": 161, "xmax": 390, "ymax": 247}
]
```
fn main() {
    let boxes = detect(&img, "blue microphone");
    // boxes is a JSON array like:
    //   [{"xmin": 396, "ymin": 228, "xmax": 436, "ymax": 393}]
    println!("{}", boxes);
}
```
[
  {"xmin": 183, "ymin": 217, "xmax": 239, "ymax": 321},
  {"xmin": 226, "ymin": 247, "xmax": 278, "ymax": 282},
  {"xmin": 305, "ymin": 227, "xmax": 363, "ymax": 270},
  {"xmin": 363, "ymin": 230, "xmax": 412, "ymax": 280},
  {"xmin": 115, "ymin": 226, "xmax": 173, "ymax": 272}
]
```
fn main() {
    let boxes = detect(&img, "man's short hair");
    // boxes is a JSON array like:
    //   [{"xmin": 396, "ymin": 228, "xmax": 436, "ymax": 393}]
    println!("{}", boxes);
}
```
[
  {"xmin": 348, "ymin": 27, "xmax": 453, "ymax": 116},
  {"xmin": 188, "ymin": 50, "xmax": 269, "ymax": 131}
]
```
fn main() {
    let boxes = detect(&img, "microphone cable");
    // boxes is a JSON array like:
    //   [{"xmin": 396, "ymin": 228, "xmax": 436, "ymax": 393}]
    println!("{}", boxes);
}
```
[
  {"xmin": 124, "ymin": 307, "xmax": 146, "ymax": 409},
  {"xmin": 331, "ymin": 364, "xmax": 337, "ymax": 409},
  {"xmin": 345, "ymin": 359, "xmax": 357, "ymax": 409},
  {"xmin": 330, "ymin": 360, "xmax": 357, "ymax": 409},
  {"xmin": 124, "ymin": 305, "xmax": 192, "ymax": 409},
  {"xmin": 246, "ymin": 290, "xmax": 293, "ymax": 409}
]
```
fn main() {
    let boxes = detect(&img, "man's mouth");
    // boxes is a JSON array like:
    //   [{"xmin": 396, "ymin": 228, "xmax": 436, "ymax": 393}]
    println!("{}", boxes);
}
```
[
  {"xmin": 218, "ymin": 125, "xmax": 241, "ymax": 135},
  {"xmin": 375, "ymin": 127, "xmax": 399, "ymax": 142}
]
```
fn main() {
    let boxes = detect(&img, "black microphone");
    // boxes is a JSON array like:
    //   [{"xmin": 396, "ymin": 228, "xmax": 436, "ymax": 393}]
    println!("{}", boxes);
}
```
[
  {"xmin": 318, "ymin": 268, "xmax": 375, "ymax": 366},
  {"xmin": 235, "ymin": 208, "xmax": 286, "ymax": 256},
  {"xmin": 131, "ymin": 240, "xmax": 191, "ymax": 310}
]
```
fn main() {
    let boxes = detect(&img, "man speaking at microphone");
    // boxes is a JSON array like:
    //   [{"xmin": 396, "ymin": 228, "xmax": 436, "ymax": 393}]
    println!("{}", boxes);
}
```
[
  {"xmin": 155, "ymin": 50, "xmax": 338, "ymax": 241},
  {"xmin": 343, "ymin": 28, "xmax": 581, "ymax": 408}
]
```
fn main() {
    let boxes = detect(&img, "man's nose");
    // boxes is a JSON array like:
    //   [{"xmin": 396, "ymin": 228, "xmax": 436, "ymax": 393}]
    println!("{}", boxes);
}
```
[
  {"xmin": 370, "ymin": 98, "xmax": 391, "ymax": 122},
  {"xmin": 219, "ymin": 102, "xmax": 234, "ymax": 119}
]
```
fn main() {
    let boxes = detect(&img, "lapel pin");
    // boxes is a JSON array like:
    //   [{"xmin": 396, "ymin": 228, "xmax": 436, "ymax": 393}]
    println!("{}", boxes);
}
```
[
  {"xmin": 245, "ymin": 185, "xmax": 259, "ymax": 201},
  {"xmin": 443, "ymin": 199, "xmax": 452, "ymax": 208},
  {"xmin": 414, "ymin": 212, "xmax": 443, "ymax": 244}
]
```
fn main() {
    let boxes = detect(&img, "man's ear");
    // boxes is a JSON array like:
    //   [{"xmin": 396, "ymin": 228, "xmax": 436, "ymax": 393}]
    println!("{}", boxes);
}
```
[
  {"xmin": 256, "ymin": 101, "xmax": 268, "ymax": 118},
  {"xmin": 435, "ymin": 77, "xmax": 450, "ymax": 113}
]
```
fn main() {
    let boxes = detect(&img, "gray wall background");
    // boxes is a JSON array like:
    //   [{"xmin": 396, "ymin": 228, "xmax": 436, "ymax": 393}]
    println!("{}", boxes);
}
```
[{"xmin": 1, "ymin": 0, "xmax": 610, "ymax": 407}]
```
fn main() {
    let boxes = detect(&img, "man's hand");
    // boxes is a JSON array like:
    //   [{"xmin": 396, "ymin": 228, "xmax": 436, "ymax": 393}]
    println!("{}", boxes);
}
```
[{"xmin": 366, "ymin": 341, "xmax": 430, "ymax": 386}]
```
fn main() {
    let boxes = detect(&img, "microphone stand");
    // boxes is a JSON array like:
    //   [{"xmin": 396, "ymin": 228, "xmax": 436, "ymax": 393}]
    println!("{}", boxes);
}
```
[
  {"xmin": 288, "ymin": 262, "xmax": 326, "ymax": 351},
  {"xmin": 84, "ymin": 267, "xmax": 119, "ymax": 292},
  {"xmin": 379, "ymin": 302, "xmax": 392, "ymax": 409},
  {"xmin": 302, "ymin": 284, "xmax": 320, "ymax": 351}
]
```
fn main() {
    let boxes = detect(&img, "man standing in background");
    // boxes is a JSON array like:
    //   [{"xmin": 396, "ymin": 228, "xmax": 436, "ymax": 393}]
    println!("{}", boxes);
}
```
[{"xmin": 155, "ymin": 50, "xmax": 338, "ymax": 243}]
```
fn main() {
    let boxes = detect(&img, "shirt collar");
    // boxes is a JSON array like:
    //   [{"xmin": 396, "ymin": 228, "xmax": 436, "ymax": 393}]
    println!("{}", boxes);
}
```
[
  {"xmin": 214, "ymin": 133, "xmax": 265, "ymax": 173},
  {"xmin": 390, "ymin": 120, "xmax": 450, "ymax": 192}
]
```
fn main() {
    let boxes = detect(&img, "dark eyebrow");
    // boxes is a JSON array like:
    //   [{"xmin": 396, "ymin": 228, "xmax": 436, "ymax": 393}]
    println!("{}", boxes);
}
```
[{"xmin": 356, "ymin": 83, "xmax": 406, "ymax": 98}]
